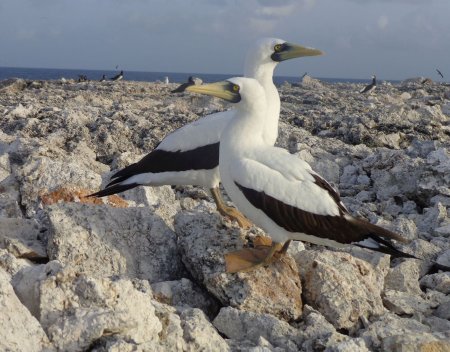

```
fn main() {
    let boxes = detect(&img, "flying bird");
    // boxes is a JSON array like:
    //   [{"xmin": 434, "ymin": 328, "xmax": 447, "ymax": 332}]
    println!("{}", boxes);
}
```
[
  {"xmin": 89, "ymin": 38, "xmax": 323, "ymax": 227},
  {"xmin": 171, "ymin": 76, "xmax": 202, "ymax": 93},
  {"xmin": 186, "ymin": 77, "xmax": 424, "ymax": 273},
  {"xmin": 111, "ymin": 70, "xmax": 124, "ymax": 81},
  {"xmin": 360, "ymin": 75, "xmax": 376, "ymax": 94},
  {"xmin": 436, "ymin": 69, "xmax": 444, "ymax": 79}
]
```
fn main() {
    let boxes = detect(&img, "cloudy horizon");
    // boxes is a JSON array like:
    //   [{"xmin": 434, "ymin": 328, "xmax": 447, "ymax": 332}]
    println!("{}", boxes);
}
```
[{"xmin": 0, "ymin": 0, "xmax": 449, "ymax": 80}]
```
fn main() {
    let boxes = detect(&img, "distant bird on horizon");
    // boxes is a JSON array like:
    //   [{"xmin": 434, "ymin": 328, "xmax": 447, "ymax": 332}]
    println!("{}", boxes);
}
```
[
  {"xmin": 360, "ymin": 75, "xmax": 376, "ymax": 94},
  {"xmin": 99, "ymin": 74, "xmax": 107, "ymax": 82},
  {"xmin": 436, "ymin": 69, "xmax": 444, "ymax": 79},
  {"xmin": 111, "ymin": 70, "xmax": 123, "ymax": 81},
  {"xmin": 171, "ymin": 76, "xmax": 202, "ymax": 93},
  {"xmin": 78, "ymin": 74, "xmax": 88, "ymax": 82}
]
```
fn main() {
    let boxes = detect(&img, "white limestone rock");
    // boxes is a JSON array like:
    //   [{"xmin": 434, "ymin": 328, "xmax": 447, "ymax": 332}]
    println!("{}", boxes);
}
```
[
  {"xmin": 151, "ymin": 278, "xmax": 219, "ymax": 317},
  {"xmin": 24, "ymin": 265, "xmax": 161, "ymax": 351},
  {"xmin": 359, "ymin": 313, "xmax": 430, "ymax": 350},
  {"xmin": 213, "ymin": 306, "xmax": 303, "ymax": 351},
  {"xmin": 175, "ymin": 210, "xmax": 303, "ymax": 321},
  {"xmin": 420, "ymin": 272, "xmax": 450, "ymax": 294},
  {"xmin": 0, "ymin": 248, "xmax": 32, "ymax": 276},
  {"xmin": 0, "ymin": 218, "xmax": 47, "ymax": 260},
  {"xmin": 295, "ymin": 249, "xmax": 386, "ymax": 331},
  {"xmin": 381, "ymin": 332, "xmax": 450, "ymax": 352},
  {"xmin": 382, "ymin": 290, "xmax": 437, "ymax": 315},
  {"xmin": 384, "ymin": 259, "xmax": 422, "ymax": 294},
  {"xmin": 180, "ymin": 308, "xmax": 230, "ymax": 352},
  {"xmin": 0, "ymin": 268, "xmax": 52, "ymax": 352},
  {"xmin": 46, "ymin": 203, "xmax": 184, "ymax": 282}
]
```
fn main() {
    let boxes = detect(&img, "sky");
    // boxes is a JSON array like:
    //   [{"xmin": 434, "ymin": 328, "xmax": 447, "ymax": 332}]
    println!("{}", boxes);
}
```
[{"xmin": 0, "ymin": 0, "xmax": 449, "ymax": 80}]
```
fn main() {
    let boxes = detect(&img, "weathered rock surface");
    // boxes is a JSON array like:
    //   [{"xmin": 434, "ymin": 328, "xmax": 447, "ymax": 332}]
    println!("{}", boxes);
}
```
[
  {"xmin": 213, "ymin": 306, "xmax": 303, "ymax": 351},
  {"xmin": 176, "ymin": 210, "xmax": 302, "ymax": 321},
  {"xmin": 0, "ymin": 268, "xmax": 51, "ymax": 352},
  {"xmin": 46, "ymin": 202, "xmax": 184, "ymax": 282},
  {"xmin": 1, "ymin": 78, "xmax": 449, "ymax": 350},
  {"xmin": 295, "ymin": 249, "xmax": 386, "ymax": 331},
  {"xmin": 382, "ymin": 332, "xmax": 450, "ymax": 352},
  {"xmin": 0, "ymin": 218, "xmax": 47, "ymax": 261},
  {"xmin": 151, "ymin": 278, "xmax": 219, "ymax": 317}
]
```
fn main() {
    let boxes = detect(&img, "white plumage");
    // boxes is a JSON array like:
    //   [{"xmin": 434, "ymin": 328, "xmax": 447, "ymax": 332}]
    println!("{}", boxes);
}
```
[
  {"xmin": 187, "ymin": 77, "xmax": 412, "ymax": 272},
  {"xmin": 91, "ymin": 38, "xmax": 323, "ymax": 226}
]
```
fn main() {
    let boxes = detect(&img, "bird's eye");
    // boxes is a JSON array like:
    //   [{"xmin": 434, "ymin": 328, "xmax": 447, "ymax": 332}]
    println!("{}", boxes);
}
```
[
  {"xmin": 274, "ymin": 44, "xmax": 282, "ymax": 52},
  {"xmin": 232, "ymin": 85, "xmax": 240, "ymax": 92}
]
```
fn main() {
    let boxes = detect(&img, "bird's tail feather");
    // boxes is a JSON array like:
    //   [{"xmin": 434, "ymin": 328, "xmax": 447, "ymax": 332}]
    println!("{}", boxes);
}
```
[
  {"xmin": 349, "ymin": 217, "xmax": 450, "ymax": 271},
  {"xmin": 88, "ymin": 183, "xmax": 138, "ymax": 198},
  {"xmin": 348, "ymin": 217, "xmax": 414, "ymax": 259}
]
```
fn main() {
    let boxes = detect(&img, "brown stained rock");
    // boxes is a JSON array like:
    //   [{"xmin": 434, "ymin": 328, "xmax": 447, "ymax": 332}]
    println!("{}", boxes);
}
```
[
  {"xmin": 41, "ymin": 186, "xmax": 128, "ymax": 208},
  {"xmin": 175, "ymin": 210, "xmax": 302, "ymax": 321},
  {"xmin": 295, "ymin": 249, "xmax": 385, "ymax": 331},
  {"xmin": 16, "ymin": 156, "xmax": 103, "ymax": 216}
]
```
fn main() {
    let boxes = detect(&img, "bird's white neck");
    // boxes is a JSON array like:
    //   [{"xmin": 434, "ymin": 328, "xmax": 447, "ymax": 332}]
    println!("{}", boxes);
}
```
[
  {"xmin": 220, "ymin": 93, "xmax": 267, "ymax": 162},
  {"xmin": 244, "ymin": 61, "xmax": 280, "ymax": 146}
]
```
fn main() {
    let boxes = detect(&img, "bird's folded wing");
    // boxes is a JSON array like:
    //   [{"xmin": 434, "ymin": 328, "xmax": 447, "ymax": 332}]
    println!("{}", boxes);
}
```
[
  {"xmin": 230, "ymin": 149, "xmax": 341, "ymax": 217},
  {"xmin": 156, "ymin": 110, "xmax": 233, "ymax": 152}
]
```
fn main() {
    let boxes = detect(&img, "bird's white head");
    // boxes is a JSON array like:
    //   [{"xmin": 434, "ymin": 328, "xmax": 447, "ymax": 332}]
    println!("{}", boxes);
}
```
[
  {"xmin": 244, "ymin": 37, "xmax": 323, "ymax": 79},
  {"xmin": 186, "ymin": 77, "xmax": 265, "ymax": 111}
]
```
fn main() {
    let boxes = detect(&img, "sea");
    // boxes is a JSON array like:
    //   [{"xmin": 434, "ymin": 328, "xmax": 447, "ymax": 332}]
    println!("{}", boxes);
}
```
[{"xmin": 0, "ymin": 66, "xmax": 375, "ymax": 85}]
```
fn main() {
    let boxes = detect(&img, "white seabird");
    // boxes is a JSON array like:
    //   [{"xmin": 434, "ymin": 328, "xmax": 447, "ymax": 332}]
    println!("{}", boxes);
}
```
[
  {"xmin": 360, "ymin": 75, "xmax": 376, "ymax": 94},
  {"xmin": 90, "ymin": 38, "xmax": 323, "ymax": 227},
  {"xmin": 111, "ymin": 70, "xmax": 124, "ymax": 81},
  {"xmin": 186, "ymin": 77, "xmax": 415, "ymax": 273}
]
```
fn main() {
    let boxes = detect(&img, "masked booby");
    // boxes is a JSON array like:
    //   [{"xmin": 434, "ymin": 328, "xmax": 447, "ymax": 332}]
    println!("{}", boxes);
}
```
[
  {"xmin": 186, "ymin": 77, "xmax": 417, "ymax": 273},
  {"xmin": 90, "ymin": 38, "xmax": 323, "ymax": 227},
  {"xmin": 111, "ymin": 70, "xmax": 124, "ymax": 81},
  {"xmin": 99, "ymin": 74, "xmax": 107, "ymax": 82},
  {"xmin": 360, "ymin": 75, "xmax": 376, "ymax": 94}
]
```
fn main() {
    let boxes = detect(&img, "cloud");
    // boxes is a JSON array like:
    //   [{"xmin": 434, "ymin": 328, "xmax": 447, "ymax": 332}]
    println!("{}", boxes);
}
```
[{"xmin": 377, "ymin": 15, "xmax": 389, "ymax": 30}]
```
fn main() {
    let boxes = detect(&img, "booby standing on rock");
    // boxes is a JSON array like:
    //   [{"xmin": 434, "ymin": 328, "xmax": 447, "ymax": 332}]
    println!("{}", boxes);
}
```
[
  {"xmin": 89, "ymin": 38, "xmax": 323, "ymax": 227},
  {"xmin": 171, "ymin": 76, "xmax": 202, "ymax": 93},
  {"xmin": 99, "ymin": 74, "xmax": 107, "ymax": 82},
  {"xmin": 186, "ymin": 77, "xmax": 418, "ymax": 273},
  {"xmin": 111, "ymin": 70, "xmax": 124, "ymax": 81},
  {"xmin": 360, "ymin": 75, "xmax": 376, "ymax": 94}
]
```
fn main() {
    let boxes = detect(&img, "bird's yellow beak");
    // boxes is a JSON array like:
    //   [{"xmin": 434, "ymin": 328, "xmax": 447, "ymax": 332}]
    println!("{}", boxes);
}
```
[
  {"xmin": 186, "ymin": 81, "xmax": 241, "ymax": 103},
  {"xmin": 272, "ymin": 43, "xmax": 324, "ymax": 62}
]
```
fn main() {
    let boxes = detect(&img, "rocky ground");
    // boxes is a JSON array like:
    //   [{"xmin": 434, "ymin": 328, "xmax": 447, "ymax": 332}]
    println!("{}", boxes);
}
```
[{"xmin": 0, "ymin": 76, "xmax": 449, "ymax": 351}]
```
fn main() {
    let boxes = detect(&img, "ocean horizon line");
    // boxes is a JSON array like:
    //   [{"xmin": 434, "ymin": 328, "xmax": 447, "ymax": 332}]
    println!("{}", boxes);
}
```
[{"xmin": 0, "ymin": 65, "xmax": 412, "ymax": 84}]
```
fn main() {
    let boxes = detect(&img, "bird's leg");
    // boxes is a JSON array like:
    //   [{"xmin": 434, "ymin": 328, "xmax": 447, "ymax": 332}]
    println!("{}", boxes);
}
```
[
  {"xmin": 210, "ymin": 187, "xmax": 252, "ymax": 229},
  {"xmin": 278, "ymin": 240, "xmax": 292, "ymax": 255},
  {"xmin": 225, "ymin": 242, "xmax": 284, "ymax": 273}
]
